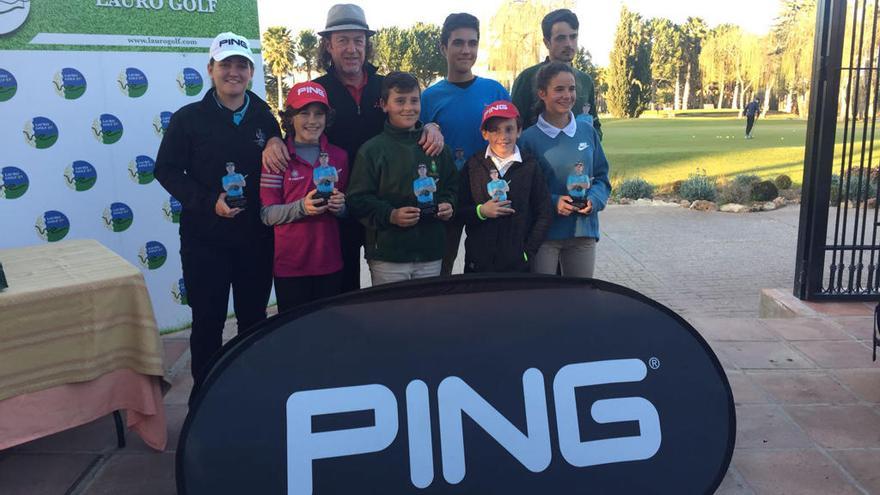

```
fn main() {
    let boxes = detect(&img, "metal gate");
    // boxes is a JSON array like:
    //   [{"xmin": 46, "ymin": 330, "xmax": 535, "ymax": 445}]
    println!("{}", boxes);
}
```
[{"xmin": 796, "ymin": 0, "xmax": 880, "ymax": 300}]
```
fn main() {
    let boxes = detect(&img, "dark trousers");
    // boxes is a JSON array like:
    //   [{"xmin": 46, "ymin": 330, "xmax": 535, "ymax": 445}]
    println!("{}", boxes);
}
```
[
  {"xmin": 274, "ymin": 271, "xmax": 343, "ymax": 314},
  {"xmin": 441, "ymin": 219, "xmax": 464, "ymax": 276},
  {"xmin": 181, "ymin": 237, "xmax": 273, "ymax": 388},
  {"xmin": 746, "ymin": 115, "xmax": 756, "ymax": 135},
  {"xmin": 339, "ymin": 218, "xmax": 365, "ymax": 292}
]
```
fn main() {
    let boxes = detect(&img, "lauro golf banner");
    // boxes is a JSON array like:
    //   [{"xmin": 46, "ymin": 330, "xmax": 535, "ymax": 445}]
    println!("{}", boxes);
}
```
[
  {"xmin": 178, "ymin": 277, "xmax": 736, "ymax": 494},
  {"xmin": 0, "ymin": 1, "xmax": 264, "ymax": 330}
]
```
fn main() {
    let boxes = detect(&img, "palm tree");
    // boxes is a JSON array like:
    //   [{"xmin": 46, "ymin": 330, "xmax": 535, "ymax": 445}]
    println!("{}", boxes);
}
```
[
  {"xmin": 297, "ymin": 30, "xmax": 318, "ymax": 81},
  {"xmin": 262, "ymin": 26, "xmax": 295, "ymax": 110}
]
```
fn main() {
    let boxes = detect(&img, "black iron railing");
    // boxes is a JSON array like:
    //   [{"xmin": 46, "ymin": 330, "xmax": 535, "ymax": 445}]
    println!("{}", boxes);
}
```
[{"xmin": 796, "ymin": 0, "xmax": 880, "ymax": 300}]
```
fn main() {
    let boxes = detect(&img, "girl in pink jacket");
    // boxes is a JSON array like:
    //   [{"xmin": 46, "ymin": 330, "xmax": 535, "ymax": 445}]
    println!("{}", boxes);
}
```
[{"xmin": 260, "ymin": 81, "xmax": 349, "ymax": 313}]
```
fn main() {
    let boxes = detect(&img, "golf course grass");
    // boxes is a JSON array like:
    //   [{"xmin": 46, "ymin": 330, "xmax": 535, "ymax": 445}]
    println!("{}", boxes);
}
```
[{"xmin": 602, "ymin": 115, "xmax": 809, "ymax": 187}]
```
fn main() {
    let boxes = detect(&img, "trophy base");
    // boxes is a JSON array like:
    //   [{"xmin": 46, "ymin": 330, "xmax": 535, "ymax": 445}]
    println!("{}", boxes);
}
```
[
  {"xmin": 315, "ymin": 190, "xmax": 332, "ymax": 207},
  {"xmin": 419, "ymin": 204, "xmax": 437, "ymax": 221},
  {"xmin": 568, "ymin": 199, "xmax": 587, "ymax": 211},
  {"xmin": 226, "ymin": 195, "xmax": 247, "ymax": 209}
]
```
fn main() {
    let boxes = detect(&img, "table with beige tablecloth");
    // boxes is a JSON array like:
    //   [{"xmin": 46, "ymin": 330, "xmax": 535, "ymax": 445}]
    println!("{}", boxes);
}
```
[{"xmin": 0, "ymin": 239, "xmax": 167, "ymax": 450}]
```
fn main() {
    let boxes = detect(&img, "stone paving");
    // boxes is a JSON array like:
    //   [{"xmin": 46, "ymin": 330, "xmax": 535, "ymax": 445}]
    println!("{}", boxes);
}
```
[
  {"xmin": 2, "ymin": 204, "xmax": 879, "ymax": 494},
  {"xmin": 595, "ymin": 204, "xmax": 801, "ymax": 318}
]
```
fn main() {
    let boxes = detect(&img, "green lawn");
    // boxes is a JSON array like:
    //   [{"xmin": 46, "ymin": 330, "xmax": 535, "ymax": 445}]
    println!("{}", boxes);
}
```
[{"xmin": 602, "ymin": 116, "xmax": 809, "ymax": 187}]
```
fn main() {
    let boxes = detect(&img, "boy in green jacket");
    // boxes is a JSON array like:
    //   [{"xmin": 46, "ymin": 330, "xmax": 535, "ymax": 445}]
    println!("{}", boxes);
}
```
[{"xmin": 347, "ymin": 72, "xmax": 458, "ymax": 285}]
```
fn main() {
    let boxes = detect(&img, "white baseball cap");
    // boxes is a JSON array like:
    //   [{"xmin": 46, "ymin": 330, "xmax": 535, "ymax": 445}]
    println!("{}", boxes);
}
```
[{"xmin": 210, "ymin": 32, "xmax": 254, "ymax": 64}]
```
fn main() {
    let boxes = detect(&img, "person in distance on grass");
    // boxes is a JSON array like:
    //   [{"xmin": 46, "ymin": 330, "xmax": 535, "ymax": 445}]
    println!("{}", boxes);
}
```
[{"xmin": 744, "ymin": 97, "xmax": 761, "ymax": 139}]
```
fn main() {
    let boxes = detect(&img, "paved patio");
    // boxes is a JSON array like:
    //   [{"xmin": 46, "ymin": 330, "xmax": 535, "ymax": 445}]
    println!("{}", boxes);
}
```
[{"xmin": 2, "ymin": 205, "xmax": 879, "ymax": 494}]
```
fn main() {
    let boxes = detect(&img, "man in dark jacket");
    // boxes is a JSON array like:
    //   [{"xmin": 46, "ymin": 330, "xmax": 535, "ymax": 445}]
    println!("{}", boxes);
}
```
[
  {"xmin": 155, "ymin": 32, "xmax": 279, "ymax": 390},
  {"xmin": 262, "ymin": 4, "xmax": 444, "ymax": 292},
  {"xmin": 745, "ymin": 97, "xmax": 761, "ymax": 139},
  {"xmin": 458, "ymin": 101, "xmax": 553, "ymax": 272}
]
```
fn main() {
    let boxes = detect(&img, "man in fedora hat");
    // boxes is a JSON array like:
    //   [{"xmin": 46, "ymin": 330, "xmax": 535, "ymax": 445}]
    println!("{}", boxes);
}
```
[{"xmin": 263, "ymin": 3, "xmax": 445, "ymax": 292}]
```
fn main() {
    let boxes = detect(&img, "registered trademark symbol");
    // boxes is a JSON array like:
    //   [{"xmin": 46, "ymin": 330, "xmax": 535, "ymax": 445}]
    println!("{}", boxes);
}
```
[{"xmin": 648, "ymin": 357, "xmax": 661, "ymax": 370}]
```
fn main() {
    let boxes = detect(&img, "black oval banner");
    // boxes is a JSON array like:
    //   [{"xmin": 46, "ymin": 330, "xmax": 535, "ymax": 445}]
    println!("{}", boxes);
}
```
[{"xmin": 178, "ymin": 276, "xmax": 736, "ymax": 494}]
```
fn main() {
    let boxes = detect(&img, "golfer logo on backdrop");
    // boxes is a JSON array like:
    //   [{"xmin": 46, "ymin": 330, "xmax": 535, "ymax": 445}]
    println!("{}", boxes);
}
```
[
  {"xmin": 0, "ymin": 0, "xmax": 31, "ymax": 36},
  {"xmin": 153, "ymin": 111, "xmax": 173, "ymax": 137},
  {"xmin": 34, "ymin": 210, "xmax": 70, "ymax": 243},
  {"xmin": 23, "ymin": 117, "xmax": 59, "ymax": 149},
  {"xmin": 0, "ymin": 68, "xmax": 17, "ymax": 102},
  {"xmin": 64, "ymin": 161, "xmax": 97, "ymax": 192},
  {"xmin": 53, "ymin": 68, "xmax": 87, "ymax": 100},
  {"xmin": 0, "ymin": 166, "xmax": 29, "ymax": 200},
  {"xmin": 138, "ymin": 241, "xmax": 167, "ymax": 271},
  {"xmin": 177, "ymin": 68, "xmax": 204, "ymax": 96}
]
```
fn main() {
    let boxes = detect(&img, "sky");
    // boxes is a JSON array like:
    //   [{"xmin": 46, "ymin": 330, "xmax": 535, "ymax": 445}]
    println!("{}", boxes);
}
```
[{"xmin": 256, "ymin": 0, "xmax": 781, "ymax": 66}]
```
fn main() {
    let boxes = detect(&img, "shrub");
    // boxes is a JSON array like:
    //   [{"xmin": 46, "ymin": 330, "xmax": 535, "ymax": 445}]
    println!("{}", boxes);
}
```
[
  {"xmin": 672, "ymin": 180, "xmax": 684, "ymax": 194},
  {"xmin": 718, "ymin": 179, "xmax": 752, "ymax": 205},
  {"xmin": 775, "ymin": 174, "xmax": 793, "ymax": 190},
  {"xmin": 617, "ymin": 177, "xmax": 655, "ymax": 199},
  {"xmin": 830, "ymin": 172, "xmax": 878, "ymax": 204},
  {"xmin": 733, "ymin": 174, "xmax": 761, "ymax": 188},
  {"xmin": 680, "ymin": 170, "xmax": 717, "ymax": 202},
  {"xmin": 751, "ymin": 180, "xmax": 779, "ymax": 201}
]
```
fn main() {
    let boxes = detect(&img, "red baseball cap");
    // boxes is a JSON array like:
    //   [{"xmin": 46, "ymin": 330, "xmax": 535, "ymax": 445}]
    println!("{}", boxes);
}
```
[
  {"xmin": 481, "ymin": 100, "xmax": 520, "ymax": 130},
  {"xmin": 286, "ymin": 81, "xmax": 330, "ymax": 111}
]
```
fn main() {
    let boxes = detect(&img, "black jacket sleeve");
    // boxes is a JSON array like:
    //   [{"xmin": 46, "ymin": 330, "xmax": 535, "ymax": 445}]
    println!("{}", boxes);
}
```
[
  {"xmin": 524, "ymin": 160, "xmax": 553, "ymax": 258},
  {"xmin": 154, "ymin": 111, "xmax": 217, "ymax": 214},
  {"xmin": 457, "ymin": 157, "xmax": 483, "ymax": 225}
]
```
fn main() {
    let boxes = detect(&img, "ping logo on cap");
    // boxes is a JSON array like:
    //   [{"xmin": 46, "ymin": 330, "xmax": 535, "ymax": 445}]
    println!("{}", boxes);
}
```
[
  {"xmin": 297, "ymin": 86, "xmax": 325, "ymax": 98},
  {"xmin": 219, "ymin": 38, "xmax": 249, "ymax": 49},
  {"xmin": 485, "ymin": 103, "xmax": 509, "ymax": 116}
]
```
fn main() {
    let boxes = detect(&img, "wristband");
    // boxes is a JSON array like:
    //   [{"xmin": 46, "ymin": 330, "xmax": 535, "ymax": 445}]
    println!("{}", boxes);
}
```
[
  {"xmin": 476, "ymin": 204, "xmax": 487, "ymax": 221},
  {"xmin": 523, "ymin": 252, "xmax": 528, "ymax": 262}
]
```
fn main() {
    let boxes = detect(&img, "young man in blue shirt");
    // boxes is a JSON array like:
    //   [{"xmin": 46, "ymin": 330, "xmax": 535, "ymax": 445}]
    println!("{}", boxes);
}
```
[{"xmin": 421, "ymin": 12, "xmax": 510, "ymax": 276}]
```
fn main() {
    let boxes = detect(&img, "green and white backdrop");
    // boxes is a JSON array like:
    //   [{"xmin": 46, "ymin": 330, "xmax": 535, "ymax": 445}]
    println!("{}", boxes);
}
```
[{"xmin": 0, "ymin": 0, "xmax": 265, "ymax": 331}]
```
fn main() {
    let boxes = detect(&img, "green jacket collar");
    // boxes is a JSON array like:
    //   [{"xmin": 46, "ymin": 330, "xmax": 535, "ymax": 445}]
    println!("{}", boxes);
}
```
[{"xmin": 382, "ymin": 120, "xmax": 424, "ymax": 143}]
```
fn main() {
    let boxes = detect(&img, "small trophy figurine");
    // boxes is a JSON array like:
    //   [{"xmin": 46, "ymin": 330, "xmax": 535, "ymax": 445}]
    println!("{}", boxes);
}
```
[
  {"xmin": 413, "ymin": 163, "xmax": 438, "ymax": 220},
  {"xmin": 487, "ymin": 168, "xmax": 511, "ymax": 203},
  {"xmin": 313, "ymin": 152, "xmax": 338, "ymax": 205},
  {"xmin": 566, "ymin": 161, "xmax": 591, "ymax": 211},
  {"xmin": 222, "ymin": 162, "xmax": 247, "ymax": 209},
  {"xmin": 454, "ymin": 148, "xmax": 466, "ymax": 170}
]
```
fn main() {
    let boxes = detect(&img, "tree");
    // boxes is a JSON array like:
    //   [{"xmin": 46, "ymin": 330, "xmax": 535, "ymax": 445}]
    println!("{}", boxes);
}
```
[
  {"xmin": 486, "ymin": 0, "xmax": 558, "ymax": 89},
  {"xmin": 607, "ymin": 6, "xmax": 652, "ymax": 118},
  {"xmin": 772, "ymin": 0, "xmax": 816, "ymax": 117},
  {"xmin": 573, "ymin": 47, "xmax": 599, "ymax": 83},
  {"xmin": 297, "ymin": 29, "xmax": 318, "ymax": 81},
  {"xmin": 680, "ymin": 17, "xmax": 708, "ymax": 110},
  {"xmin": 403, "ymin": 23, "xmax": 445, "ymax": 87},
  {"xmin": 263, "ymin": 68, "xmax": 288, "ymax": 115},
  {"xmin": 373, "ymin": 24, "xmax": 445, "ymax": 88},
  {"xmin": 648, "ymin": 18, "xmax": 683, "ymax": 109},
  {"xmin": 262, "ymin": 26, "xmax": 296, "ymax": 110},
  {"xmin": 373, "ymin": 26, "xmax": 407, "ymax": 75}
]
